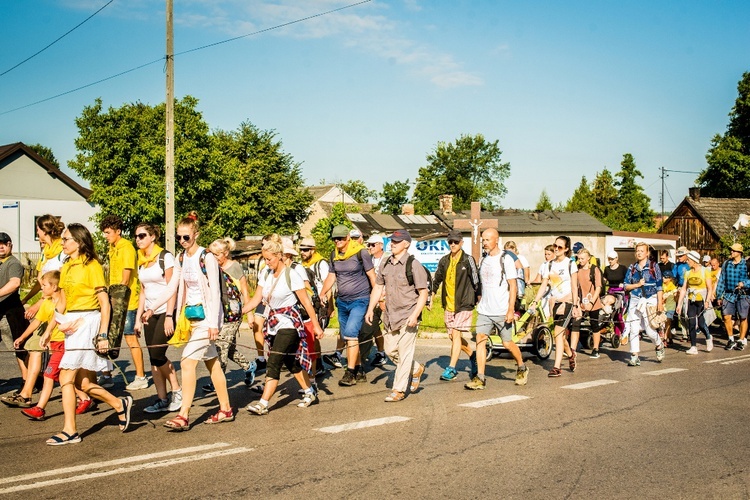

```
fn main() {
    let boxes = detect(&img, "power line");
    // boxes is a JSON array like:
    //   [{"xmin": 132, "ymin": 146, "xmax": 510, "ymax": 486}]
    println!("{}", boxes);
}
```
[
  {"xmin": 0, "ymin": 0, "xmax": 114, "ymax": 78},
  {"xmin": 0, "ymin": 0, "xmax": 371, "ymax": 117}
]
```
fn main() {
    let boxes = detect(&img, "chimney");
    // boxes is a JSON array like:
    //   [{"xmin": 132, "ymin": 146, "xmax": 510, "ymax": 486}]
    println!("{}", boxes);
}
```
[
  {"xmin": 402, "ymin": 204, "xmax": 415, "ymax": 216},
  {"xmin": 439, "ymin": 194, "xmax": 454, "ymax": 214},
  {"xmin": 689, "ymin": 187, "xmax": 701, "ymax": 201}
]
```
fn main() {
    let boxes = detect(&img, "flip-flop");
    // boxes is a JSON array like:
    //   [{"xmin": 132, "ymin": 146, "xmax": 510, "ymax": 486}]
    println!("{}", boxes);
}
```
[
  {"xmin": 46, "ymin": 431, "xmax": 81, "ymax": 446},
  {"xmin": 117, "ymin": 396, "xmax": 133, "ymax": 432}
]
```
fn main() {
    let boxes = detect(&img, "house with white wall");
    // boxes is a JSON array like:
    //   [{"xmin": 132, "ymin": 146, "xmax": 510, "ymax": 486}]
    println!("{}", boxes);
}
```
[{"xmin": 0, "ymin": 142, "xmax": 97, "ymax": 255}]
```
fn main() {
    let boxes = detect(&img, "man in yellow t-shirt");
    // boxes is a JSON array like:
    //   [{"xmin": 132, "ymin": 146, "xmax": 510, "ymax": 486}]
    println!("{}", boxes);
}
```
[{"xmin": 100, "ymin": 215, "xmax": 147, "ymax": 390}]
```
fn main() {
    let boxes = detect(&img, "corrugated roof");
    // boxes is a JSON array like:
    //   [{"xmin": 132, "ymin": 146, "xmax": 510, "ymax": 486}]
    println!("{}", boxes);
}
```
[
  {"xmin": 0, "ymin": 142, "xmax": 92, "ymax": 200},
  {"xmin": 435, "ymin": 209, "xmax": 612, "ymax": 235},
  {"xmin": 683, "ymin": 196, "xmax": 750, "ymax": 237},
  {"xmin": 347, "ymin": 212, "xmax": 450, "ymax": 239}
]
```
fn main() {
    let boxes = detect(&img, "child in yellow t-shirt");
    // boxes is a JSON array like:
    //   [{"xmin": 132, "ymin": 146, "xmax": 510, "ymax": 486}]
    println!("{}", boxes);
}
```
[{"xmin": 662, "ymin": 272, "xmax": 678, "ymax": 346}]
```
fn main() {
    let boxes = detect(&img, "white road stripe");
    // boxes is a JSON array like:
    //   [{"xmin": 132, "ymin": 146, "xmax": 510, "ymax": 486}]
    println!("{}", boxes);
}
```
[
  {"xmin": 0, "ymin": 447, "xmax": 252, "ymax": 495},
  {"xmin": 315, "ymin": 416, "xmax": 411, "ymax": 434},
  {"xmin": 561, "ymin": 379, "xmax": 618, "ymax": 390},
  {"xmin": 0, "ymin": 442, "xmax": 232, "ymax": 486},
  {"xmin": 721, "ymin": 357, "xmax": 750, "ymax": 365},
  {"xmin": 704, "ymin": 354, "xmax": 750, "ymax": 364},
  {"xmin": 459, "ymin": 395, "xmax": 530, "ymax": 408},
  {"xmin": 642, "ymin": 368, "xmax": 688, "ymax": 376}
]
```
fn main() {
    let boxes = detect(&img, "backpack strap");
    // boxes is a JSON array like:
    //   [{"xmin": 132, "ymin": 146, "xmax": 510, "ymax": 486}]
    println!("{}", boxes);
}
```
[{"xmin": 158, "ymin": 249, "xmax": 168, "ymax": 277}]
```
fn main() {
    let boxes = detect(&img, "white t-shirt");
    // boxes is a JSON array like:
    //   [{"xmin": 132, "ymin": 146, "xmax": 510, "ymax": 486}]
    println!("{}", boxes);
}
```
[
  {"xmin": 259, "ymin": 267, "xmax": 304, "ymax": 333},
  {"xmin": 478, "ymin": 252, "xmax": 517, "ymax": 316},
  {"xmin": 181, "ymin": 249, "xmax": 205, "ymax": 306},
  {"xmin": 541, "ymin": 258, "xmax": 578, "ymax": 300},
  {"xmin": 139, "ymin": 252, "xmax": 175, "ymax": 314},
  {"xmin": 518, "ymin": 254, "xmax": 530, "ymax": 280}
]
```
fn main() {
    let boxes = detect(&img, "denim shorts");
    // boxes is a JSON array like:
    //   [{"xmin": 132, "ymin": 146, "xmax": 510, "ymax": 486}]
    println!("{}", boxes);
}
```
[
  {"xmin": 337, "ymin": 297, "xmax": 370, "ymax": 340},
  {"xmin": 723, "ymin": 296, "xmax": 750, "ymax": 320},
  {"xmin": 123, "ymin": 309, "xmax": 137, "ymax": 335}
]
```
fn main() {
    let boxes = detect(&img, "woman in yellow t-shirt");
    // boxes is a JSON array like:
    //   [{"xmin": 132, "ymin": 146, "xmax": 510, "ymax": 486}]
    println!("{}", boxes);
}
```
[
  {"xmin": 676, "ymin": 250, "xmax": 714, "ymax": 355},
  {"xmin": 46, "ymin": 223, "xmax": 132, "ymax": 446}
]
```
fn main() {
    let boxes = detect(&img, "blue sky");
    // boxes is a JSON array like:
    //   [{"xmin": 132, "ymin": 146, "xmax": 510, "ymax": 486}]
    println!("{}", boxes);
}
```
[{"xmin": 1, "ymin": 0, "xmax": 748, "ymax": 214}]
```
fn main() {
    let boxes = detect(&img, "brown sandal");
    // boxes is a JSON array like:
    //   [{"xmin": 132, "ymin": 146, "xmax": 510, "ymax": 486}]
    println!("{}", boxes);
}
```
[
  {"xmin": 205, "ymin": 408, "xmax": 235, "ymax": 424},
  {"xmin": 163, "ymin": 414, "xmax": 189, "ymax": 431}
]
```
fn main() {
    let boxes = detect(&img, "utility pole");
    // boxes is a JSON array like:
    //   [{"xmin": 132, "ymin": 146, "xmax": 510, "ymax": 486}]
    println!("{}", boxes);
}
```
[
  {"xmin": 165, "ymin": 0, "xmax": 175, "ymax": 253},
  {"xmin": 660, "ymin": 166, "xmax": 666, "ymax": 220}
]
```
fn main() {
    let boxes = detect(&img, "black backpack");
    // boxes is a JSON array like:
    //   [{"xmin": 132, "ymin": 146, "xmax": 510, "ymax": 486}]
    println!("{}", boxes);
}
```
[{"xmin": 384, "ymin": 254, "xmax": 433, "ymax": 310}]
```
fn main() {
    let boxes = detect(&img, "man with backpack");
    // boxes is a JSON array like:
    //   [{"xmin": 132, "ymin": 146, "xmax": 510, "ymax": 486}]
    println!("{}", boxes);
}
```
[
  {"xmin": 716, "ymin": 243, "xmax": 749, "ymax": 350},
  {"xmin": 623, "ymin": 242, "xmax": 666, "ymax": 366},
  {"xmin": 364, "ymin": 229, "xmax": 429, "ymax": 402},
  {"xmin": 320, "ymin": 225, "xmax": 376, "ymax": 387},
  {"xmin": 432, "ymin": 229, "xmax": 480, "ymax": 381},
  {"xmin": 359, "ymin": 234, "xmax": 389, "ymax": 368}
]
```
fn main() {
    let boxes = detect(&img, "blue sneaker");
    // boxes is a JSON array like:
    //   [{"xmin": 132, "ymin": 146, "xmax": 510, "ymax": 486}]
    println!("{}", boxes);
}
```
[
  {"xmin": 244, "ymin": 365, "xmax": 255, "ymax": 387},
  {"xmin": 469, "ymin": 352, "xmax": 478, "ymax": 379},
  {"xmin": 440, "ymin": 366, "xmax": 458, "ymax": 381}
]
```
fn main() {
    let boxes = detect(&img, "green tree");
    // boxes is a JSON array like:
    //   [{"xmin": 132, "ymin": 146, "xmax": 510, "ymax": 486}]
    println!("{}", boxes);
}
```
[
  {"xmin": 412, "ymin": 134, "xmax": 511, "ymax": 214},
  {"xmin": 535, "ymin": 189, "xmax": 553, "ymax": 211},
  {"xmin": 28, "ymin": 143, "xmax": 61, "ymax": 169},
  {"xmin": 339, "ymin": 179, "xmax": 376, "ymax": 204},
  {"xmin": 378, "ymin": 179, "xmax": 410, "ymax": 214},
  {"xmin": 311, "ymin": 202, "xmax": 354, "ymax": 257},
  {"xmin": 566, "ymin": 176, "xmax": 594, "ymax": 213},
  {"xmin": 610, "ymin": 153, "xmax": 655, "ymax": 231},
  {"xmin": 591, "ymin": 168, "xmax": 618, "ymax": 221},
  {"xmin": 698, "ymin": 72, "xmax": 750, "ymax": 197}
]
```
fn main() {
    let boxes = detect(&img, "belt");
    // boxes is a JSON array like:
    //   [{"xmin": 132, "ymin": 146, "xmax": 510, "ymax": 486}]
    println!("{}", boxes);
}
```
[{"xmin": 67, "ymin": 308, "xmax": 100, "ymax": 312}]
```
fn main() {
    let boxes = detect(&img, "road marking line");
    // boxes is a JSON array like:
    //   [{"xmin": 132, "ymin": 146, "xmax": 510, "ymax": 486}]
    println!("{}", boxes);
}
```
[
  {"xmin": 459, "ymin": 395, "xmax": 530, "ymax": 408},
  {"xmin": 721, "ymin": 357, "xmax": 750, "ymax": 365},
  {"xmin": 0, "ymin": 447, "xmax": 252, "ymax": 495},
  {"xmin": 315, "ymin": 416, "xmax": 411, "ymax": 434},
  {"xmin": 0, "ymin": 442, "xmax": 231, "ymax": 485},
  {"xmin": 704, "ymin": 354, "xmax": 750, "ymax": 364},
  {"xmin": 642, "ymin": 368, "xmax": 687, "ymax": 376},
  {"xmin": 561, "ymin": 379, "xmax": 618, "ymax": 390}
]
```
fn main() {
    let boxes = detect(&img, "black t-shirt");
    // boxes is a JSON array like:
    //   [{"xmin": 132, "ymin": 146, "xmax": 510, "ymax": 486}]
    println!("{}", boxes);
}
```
[
  {"xmin": 603, "ymin": 265, "xmax": 627, "ymax": 288},
  {"xmin": 658, "ymin": 261, "xmax": 673, "ymax": 276}
]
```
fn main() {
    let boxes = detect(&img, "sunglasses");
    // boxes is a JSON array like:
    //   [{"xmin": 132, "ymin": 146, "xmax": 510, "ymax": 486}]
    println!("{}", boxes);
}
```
[
  {"xmin": 448, "ymin": 240, "xmax": 462, "ymax": 245},
  {"xmin": 554, "ymin": 244, "xmax": 566, "ymax": 250},
  {"xmin": 176, "ymin": 234, "xmax": 192, "ymax": 242},
  {"xmin": 135, "ymin": 233, "xmax": 149, "ymax": 240},
  {"xmin": 332, "ymin": 237, "xmax": 346, "ymax": 242}
]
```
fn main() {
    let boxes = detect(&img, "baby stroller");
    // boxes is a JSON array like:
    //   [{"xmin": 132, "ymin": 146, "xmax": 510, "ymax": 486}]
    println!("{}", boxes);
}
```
[
  {"xmin": 487, "ymin": 284, "xmax": 554, "ymax": 360},
  {"xmin": 591, "ymin": 286, "xmax": 626, "ymax": 349}
]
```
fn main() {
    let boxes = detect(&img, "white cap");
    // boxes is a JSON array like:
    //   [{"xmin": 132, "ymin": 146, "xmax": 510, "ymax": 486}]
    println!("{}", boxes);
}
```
[
  {"xmin": 281, "ymin": 237, "xmax": 298, "ymax": 256},
  {"xmin": 607, "ymin": 251, "xmax": 618, "ymax": 259},
  {"xmin": 349, "ymin": 228, "xmax": 362, "ymax": 239},
  {"xmin": 702, "ymin": 254, "xmax": 710, "ymax": 263},
  {"xmin": 366, "ymin": 234, "xmax": 383, "ymax": 245}
]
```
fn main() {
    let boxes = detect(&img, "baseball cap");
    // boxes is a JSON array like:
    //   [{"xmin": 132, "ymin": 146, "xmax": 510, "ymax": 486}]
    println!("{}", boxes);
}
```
[
  {"xmin": 572, "ymin": 241, "xmax": 583, "ymax": 254},
  {"xmin": 730, "ymin": 243, "xmax": 744, "ymax": 253},
  {"xmin": 446, "ymin": 229, "xmax": 463, "ymax": 242},
  {"xmin": 331, "ymin": 225, "xmax": 350, "ymax": 238},
  {"xmin": 349, "ymin": 228, "xmax": 362, "ymax": 239},
  {"xmin": 298, "ymin": 237, "xmax": 316, "ymax": 249},
  {"xmin": 607, "ymin": 251, "xmax": 618, "ymax": 260},
  {"xmin": 702, "ymin": 254, "xmax": 710, "ymax": 263},
  {"xmin": 366, "ymin": 234, "xmax": 383, "ymax": 245},
  {"xmin": 676, "ymin": 246, "xmax": 688, "ymax": 256},
  {"xmin": 662, "ymin": 270, "xmax": 673, "ymax": 279},
  {"xmin": 390, "ymin": 229, "xmax": 412, "ymax": 243},
  {"xmin": 281, "ymin": 237, "xmax": 298, "ymax": 256},
  {"xmin": 0, "ymin": 232, "xmax": 11, "ymax": 244},
  {"xmin": 687, "ymin": 250, "xmax": 701, "ymax": 263}
]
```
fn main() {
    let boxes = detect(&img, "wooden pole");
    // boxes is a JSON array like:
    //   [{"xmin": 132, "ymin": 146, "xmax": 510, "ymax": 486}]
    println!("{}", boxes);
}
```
[{"xmin": 165, "ymin": 0, "xmax": 175, "ymax": 253}]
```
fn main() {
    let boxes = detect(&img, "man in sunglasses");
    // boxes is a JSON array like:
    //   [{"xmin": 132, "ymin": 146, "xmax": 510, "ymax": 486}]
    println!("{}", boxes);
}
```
[
  {"xmin": 359, "ymin": 234, "xmax": 388, "ymax": 368},
  {"xmin": 100, "ymin": 215, "xmax": 146, "ymax": 390},
  {"xmin": 432, "ymin": 229, "xmax": 479, "ymax": 381},
  {"xmin": 320, "ymin": 225, "xmax": 376, "ymax": 386}
]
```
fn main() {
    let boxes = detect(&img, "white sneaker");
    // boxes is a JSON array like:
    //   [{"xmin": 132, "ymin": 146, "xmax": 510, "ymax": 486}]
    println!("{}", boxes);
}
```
[
  {"xmin": 125, "ymin": 376, "xmax": 149, "ymax": 391},
  {"xmin": 686, "ymin": 346, "xmax": 699, "ymax": 355},
  {"xmin": 168, "ymin": 390, "xmax": 183, "ymax": 412},
  {"xmin": 706, "ymin": 338, "xmax": 714, "ymax": 352}
]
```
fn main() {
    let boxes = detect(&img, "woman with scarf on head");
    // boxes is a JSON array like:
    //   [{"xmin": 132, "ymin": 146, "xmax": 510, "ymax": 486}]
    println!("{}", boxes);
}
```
[
  {"xmin": 133, "ymin": 222, "xmax": 183, "ymax": 414},
  {"xmin": 244, "ymin": 234, "xmax": 324, "ymax": 415}
]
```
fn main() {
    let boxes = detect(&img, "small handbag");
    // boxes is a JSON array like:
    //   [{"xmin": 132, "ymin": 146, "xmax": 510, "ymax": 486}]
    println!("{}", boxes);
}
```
[
  {"xmin": 169, "ymin": 310, "xmax": 192, "ymax": 347},
  {"xmin": 184, "ymin": 304, "xmax": 205, "ymax": 321}
]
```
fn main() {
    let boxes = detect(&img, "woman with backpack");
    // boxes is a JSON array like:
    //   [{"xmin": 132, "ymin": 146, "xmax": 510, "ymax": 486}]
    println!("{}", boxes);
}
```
[
  {"xmin": 133, "ymin": 222, "xmax": 183, "ymax": 414},
  {"xmin": 243, "ymin": 234, "xmax": 324, "ymax": 415},
  {"xmin": 204, "ymin": 237, "xmax": 253, "ymax": 392},
  {"xmin": 676, "ymin": 250, "xmax": 714, "ymax": 355},
  {"xmin": 144, "ymin": 212, "xmax": 233, "ymax": 431}
]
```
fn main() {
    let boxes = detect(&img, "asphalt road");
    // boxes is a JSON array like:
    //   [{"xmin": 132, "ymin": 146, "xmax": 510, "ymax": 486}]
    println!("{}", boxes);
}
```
[{"xmin": 1, "ymin": 333, "xmax": 749, "ymax": 499}]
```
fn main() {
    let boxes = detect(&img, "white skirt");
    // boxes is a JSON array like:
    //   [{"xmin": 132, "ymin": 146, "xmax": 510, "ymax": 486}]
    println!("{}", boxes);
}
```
[{"xmin": 59, "ymin": 311, "xmax": 109, "ymax": 372}]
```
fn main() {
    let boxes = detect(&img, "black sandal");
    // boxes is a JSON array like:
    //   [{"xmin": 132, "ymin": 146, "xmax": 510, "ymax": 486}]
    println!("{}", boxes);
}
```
[{"xmin": 117, "ymin": 396, "xmax": 133, "ymax": 432}]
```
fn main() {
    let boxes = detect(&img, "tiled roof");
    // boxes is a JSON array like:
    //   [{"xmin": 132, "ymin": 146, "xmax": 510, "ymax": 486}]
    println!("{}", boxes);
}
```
[
  {"xmin": 306, "ymin": 184, "xmax": 337, "ymax": 200},
  {"xmin": 0, "ymin": 142, "xmax": 92, "ymax": 200},
  {"xmin": 683, "ymin": 196, "xmax": 750, "ymax": 237},
  {"xmin": 434, "ymin": 209, "xmax": 613, "ymax": 235}
]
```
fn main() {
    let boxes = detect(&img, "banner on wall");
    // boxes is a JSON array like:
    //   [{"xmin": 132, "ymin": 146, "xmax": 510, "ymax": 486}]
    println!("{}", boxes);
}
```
[{"xmin": 383, "ymin": 236, "xmax": 471, "ymax": 272}]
